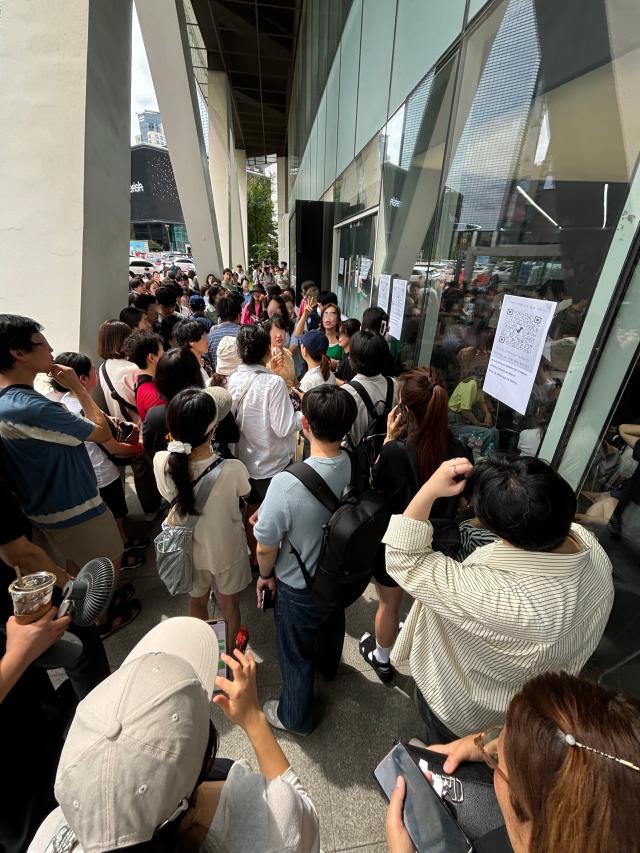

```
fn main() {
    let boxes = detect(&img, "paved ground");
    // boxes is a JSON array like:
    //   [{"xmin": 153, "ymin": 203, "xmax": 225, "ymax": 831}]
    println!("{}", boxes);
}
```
[
  {"xmin": 96, "ymin": 481, "xmax": 419, "ymax": 853},
  {"xmin": 66, "ymin": 481, "xmax": 640, "ymax": 852}
]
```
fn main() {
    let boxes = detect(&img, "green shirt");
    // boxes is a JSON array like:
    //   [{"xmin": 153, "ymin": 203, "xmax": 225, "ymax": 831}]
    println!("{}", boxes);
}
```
[
  {"xmin": 448, "ymin": 378, "xmax": 484, "ymax": 412},
  {"xmin": 326, "ymin": 342, "xmax": 345, "ymax": 361}
]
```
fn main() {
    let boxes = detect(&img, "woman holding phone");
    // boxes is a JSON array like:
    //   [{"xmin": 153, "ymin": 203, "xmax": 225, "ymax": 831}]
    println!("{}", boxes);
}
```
[
  {"xmin": 359, "ymin": 367, "xmax": 470, "ymax": 684},
  {"xmin": 387, "ymin": 672, "xmax": 640, "ymax": 853}
]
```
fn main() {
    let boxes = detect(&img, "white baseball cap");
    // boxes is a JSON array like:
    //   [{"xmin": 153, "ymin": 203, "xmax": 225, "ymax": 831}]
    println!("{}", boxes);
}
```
[
  {"xmin": 215, "ymin": 335, "xmax": 241, "ymax": 376},
  {"xmin": 54, "ymin": 617, "xmax": 219, "ymax": 852}
]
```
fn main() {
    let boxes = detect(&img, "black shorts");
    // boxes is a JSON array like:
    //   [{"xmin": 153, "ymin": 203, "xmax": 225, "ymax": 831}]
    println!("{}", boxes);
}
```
[
  {"xmin": 372, "ymin": 550, "xmax": 399, "ymax": 588},
  {"xmin": 248, "ymin": 477, "xmax": 272, "ymax": 505},
  {"xmin": 99, "ymin": 476, "xmax": 128, "ymax": 520}
]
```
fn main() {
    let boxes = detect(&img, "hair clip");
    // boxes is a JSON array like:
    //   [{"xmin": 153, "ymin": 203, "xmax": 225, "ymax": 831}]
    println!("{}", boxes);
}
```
[{"xmin": 559, "ymin": 729, "xmax": 640, "ymax": 772}]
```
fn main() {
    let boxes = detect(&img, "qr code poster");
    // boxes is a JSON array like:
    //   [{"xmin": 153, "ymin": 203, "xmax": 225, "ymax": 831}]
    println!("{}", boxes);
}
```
[{"xmin": 483, "ymin": 294, "xmax": 555, "ymax": 415}]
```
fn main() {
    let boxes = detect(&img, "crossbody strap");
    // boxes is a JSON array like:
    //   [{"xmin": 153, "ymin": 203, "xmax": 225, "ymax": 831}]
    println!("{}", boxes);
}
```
[
  {"xmin": 170, "ymin": 458, "xmax": 225, "ymax": 529},
  {"xmin": 100, "ymin": 363, "xmax": 138, "ymax": 421},
  {"xmin": 383, "ymin": 376, "xmax": 394, "ymax": 411}
]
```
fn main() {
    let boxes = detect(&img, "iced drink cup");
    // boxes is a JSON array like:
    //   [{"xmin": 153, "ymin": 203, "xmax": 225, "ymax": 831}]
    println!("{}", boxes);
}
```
[{"xmin": 9, "ymin": 571, "xmax": 56, "ymax": 624}]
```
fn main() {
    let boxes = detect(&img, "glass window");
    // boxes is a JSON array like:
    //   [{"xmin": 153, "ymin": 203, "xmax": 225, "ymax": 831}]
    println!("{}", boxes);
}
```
[
  {"xmin": 389, "ymin": 0, "xmax": 465, "ymax": 115},
  {"xmin": 336, "ymin": 0, "xmax": 363, "ymax": 176},
  {"xmin": 356, "ymin": 0, "xmax": 397, "ymax": 154},
  {"xmin": 385, "ymin": 0, "xmax": 640, "ymax": 461},
  {"xmin": 334, "ymin": 214, "xmax": 378, "ymax": 322}
]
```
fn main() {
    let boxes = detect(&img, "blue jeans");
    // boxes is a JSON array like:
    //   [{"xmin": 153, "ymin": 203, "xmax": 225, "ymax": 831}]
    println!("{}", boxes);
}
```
[
  {"xmin": 449, "ymin": 422, "xmax": 499, "ymax": 455},
  {"xmin": 274, "ymin": 579, "xmax": 345, "ymax": 734}
]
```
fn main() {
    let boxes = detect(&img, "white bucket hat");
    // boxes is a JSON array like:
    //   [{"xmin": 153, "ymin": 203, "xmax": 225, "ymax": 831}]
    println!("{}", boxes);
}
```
[
  {"xmin": 54, "ymin": 617, "xmax": 219, "ymax": 851},
  {"xmin": 215, "ymin": 335, "xmax": 241, "ymax": 376}
]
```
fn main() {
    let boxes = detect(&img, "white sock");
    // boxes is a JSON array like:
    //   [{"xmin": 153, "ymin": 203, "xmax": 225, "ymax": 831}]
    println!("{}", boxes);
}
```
[{"xmin": 375, "ymin": 643, "xmax": 392, "ymax": 665}]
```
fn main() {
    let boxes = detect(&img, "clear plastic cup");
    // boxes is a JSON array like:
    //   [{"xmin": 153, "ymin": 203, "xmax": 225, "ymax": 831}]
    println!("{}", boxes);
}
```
[{"xmin": 9, "ymin": 571, "xmax": 56, "ymax": 624}]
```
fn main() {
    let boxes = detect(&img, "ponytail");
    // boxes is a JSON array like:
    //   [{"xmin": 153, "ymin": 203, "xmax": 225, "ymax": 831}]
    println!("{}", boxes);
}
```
[
  {"xmin": 320, "ymin": 354, "xmax": 331, "ymax": 381},
  {"xmin": 166, "ymin": 452, "xmax": 196, "ymax": 516},
  {"xmin": 398, "ymin": 367, "xmax": 449, "ymax": 482}
]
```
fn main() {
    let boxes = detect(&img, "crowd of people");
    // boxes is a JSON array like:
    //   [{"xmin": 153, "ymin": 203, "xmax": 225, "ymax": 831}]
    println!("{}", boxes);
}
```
[{"xmin": 0, "ymin": 257, "xmax": 637, "ymax": 853}]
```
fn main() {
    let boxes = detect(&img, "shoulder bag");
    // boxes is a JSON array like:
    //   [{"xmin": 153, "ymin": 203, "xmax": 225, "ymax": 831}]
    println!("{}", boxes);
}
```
[{"xmin": 154, "ymin": 458, "xmax": 224, "ymax": 595}]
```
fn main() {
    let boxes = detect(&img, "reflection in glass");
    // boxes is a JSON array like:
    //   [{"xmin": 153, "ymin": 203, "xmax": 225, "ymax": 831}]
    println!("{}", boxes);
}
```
[{"xmin": 379, "ymin": 0, "xmax": 640, "ymax": 460}]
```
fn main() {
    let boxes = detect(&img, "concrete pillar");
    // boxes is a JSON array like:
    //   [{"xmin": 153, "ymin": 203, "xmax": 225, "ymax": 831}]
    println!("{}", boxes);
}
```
[
  {"xmin": 208, "ymin": 70, "xmax": 232, "ymax": 268},
  {"xmin": 0, "ymin": 0, "xmax": 132, "ymax": 361},
  {"xmin": 136, "ymin": 0, "xmax": 223, "ymax": 277},
  {"xmin": 229, "ymin": 148, "xmax": 246, "ymax": 268},
  {"xmin": 277, "ymin": 156, "xmax": 289, "ymax": 265},
  {"xmin": 236, "ymin": 149, "xmax": 248, "ymax": 267}
]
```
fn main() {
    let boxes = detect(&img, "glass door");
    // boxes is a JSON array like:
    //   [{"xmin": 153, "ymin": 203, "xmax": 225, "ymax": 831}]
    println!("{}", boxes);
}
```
[{"xmin": 334, "ymin": 214, "xmax": 377, "ymax": 322}]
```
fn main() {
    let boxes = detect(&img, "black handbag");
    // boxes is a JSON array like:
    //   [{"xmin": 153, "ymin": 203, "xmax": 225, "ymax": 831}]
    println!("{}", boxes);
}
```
[{"xmin": 405, "ymin": 743, "xmax": 510, "ymax": 847}]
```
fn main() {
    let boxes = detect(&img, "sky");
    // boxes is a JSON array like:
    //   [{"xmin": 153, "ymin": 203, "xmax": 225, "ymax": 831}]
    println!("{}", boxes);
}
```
[{"xmin": 130, "ymin": 7, "xmax": 158, "ymax": 143}]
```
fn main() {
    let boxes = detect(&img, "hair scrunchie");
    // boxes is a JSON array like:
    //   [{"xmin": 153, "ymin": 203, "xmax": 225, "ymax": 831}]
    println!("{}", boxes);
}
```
[{"xmin": 167, "ymin": 440, "xmax": 192, "ymax": 455}]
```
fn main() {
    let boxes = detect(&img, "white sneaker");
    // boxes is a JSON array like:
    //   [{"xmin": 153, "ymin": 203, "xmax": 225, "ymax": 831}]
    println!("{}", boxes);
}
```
[{"xmin": 143, "ymin": 500, "xmax": 168, "ymax": 523}]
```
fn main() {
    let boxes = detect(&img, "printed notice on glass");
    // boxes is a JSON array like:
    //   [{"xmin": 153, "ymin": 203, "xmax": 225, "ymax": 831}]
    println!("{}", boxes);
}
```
[
  {"xmin": 360, "ymin": 257, "xmax": 372, "ymax": 279},
  {"xmin": 483, "ymin": 294, "xmax": 555, "ymax": 415},
  {"xmin": 338, "ymin": 257, "xmax": 345, "ymax": 275},
  {"xmin": 377, "ymin": 274, "xmax": 391, "ymax": 311},
  {"xmin": 388, "ymin": 278, "xmax": 407, "ymax": 340}
]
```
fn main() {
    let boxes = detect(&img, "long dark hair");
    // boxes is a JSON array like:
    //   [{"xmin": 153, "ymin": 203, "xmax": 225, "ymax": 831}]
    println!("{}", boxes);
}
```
[
  {"xmin": 398, "ymin": 367, "xmax": 449, "ymax": 481},
  {"xmin": 166, "ymin": 389, "xmax": 217, "ymax": 516},
  {"xmin": 155, "ymin": 348, "xmax": 204, "ymax": 401},
  {"xmin": 262, "ymin": 295, "xmax": 292, "ymax": 332},
  {"xmin": 505, "ymin": 672, "xmax": 640, "ymax": 853}
]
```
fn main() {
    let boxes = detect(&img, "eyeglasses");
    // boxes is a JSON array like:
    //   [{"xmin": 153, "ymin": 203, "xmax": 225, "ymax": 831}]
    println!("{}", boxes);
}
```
[{"xmin": 474, "ymin": 726, "xmax": 509, "ymax": 785}]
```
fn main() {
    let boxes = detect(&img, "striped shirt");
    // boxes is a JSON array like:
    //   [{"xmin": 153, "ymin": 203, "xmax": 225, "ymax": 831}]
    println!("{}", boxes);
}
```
[
  {"xmin": 383, "ymin": 515, "xmax": 614, "ymax": 736},
  {"xmin": 0, "ymin": 385, "xmax": 105, "ymax": 529}
]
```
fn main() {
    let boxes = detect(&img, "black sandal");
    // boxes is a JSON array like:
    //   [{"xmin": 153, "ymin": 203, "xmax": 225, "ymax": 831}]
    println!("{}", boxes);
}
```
[
  {"xmin": 124, "ymin": 537, "xmax": 151, "ymax": 553},
  {"xmin": 99, "ymin": 599, "xmax": 142, "ymax": 639},
  {"xmin": 122, "ymin": 553, "xmax": 146, "ymax": 570},
  {"xmin": 110, "ymin": 582, "xmax": 135, "ymax": 611}
]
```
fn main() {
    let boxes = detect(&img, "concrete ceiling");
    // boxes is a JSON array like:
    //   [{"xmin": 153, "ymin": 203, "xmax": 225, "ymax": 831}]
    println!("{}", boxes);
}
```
[{"xmin": 191, "ymin": 0, "xmax": 302, "ymax": 157}]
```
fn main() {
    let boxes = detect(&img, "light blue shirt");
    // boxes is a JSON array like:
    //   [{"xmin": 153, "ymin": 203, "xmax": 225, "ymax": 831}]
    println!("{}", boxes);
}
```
[{"xmin": 253, "ymin": 451, "xmax": 352, "ymax": 589}]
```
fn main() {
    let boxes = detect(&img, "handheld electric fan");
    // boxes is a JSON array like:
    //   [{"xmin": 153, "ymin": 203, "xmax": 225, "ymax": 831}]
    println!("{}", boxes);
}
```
[{"xmin": 58, "ymin": 557, "xmax": 116, "ymax": 626}]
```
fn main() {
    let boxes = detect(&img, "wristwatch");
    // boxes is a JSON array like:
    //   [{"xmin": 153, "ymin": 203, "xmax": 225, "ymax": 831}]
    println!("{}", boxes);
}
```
[{"xmin": 259, "ymin": 569, "xmax": 275, "ymax": 580}]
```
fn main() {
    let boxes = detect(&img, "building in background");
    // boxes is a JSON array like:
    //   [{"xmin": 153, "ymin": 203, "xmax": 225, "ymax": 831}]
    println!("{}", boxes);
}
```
[
  {"xmin": 135, "ymin": 109, "xmax": 166, "ymax": 148},
  {"xmin": 130, "ymin": 144, "xmax": 188, "ymax": 252}
]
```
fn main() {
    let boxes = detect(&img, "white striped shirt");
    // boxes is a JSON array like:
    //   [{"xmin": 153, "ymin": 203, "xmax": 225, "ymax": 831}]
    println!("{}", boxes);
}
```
[{"xmin": 384, "ymin": 516, "xmax": 614, "ymax": 736}]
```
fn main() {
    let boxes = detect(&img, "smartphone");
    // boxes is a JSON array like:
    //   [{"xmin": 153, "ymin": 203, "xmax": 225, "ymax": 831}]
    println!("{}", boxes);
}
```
[
  {"xmin": 56, "ymin": 598, "xmax": 74, "ymax": 619},
  {"xmin": 374, "ymin": 743, "xmax": 472, "ymax": 853},
  {"xmin": 396, "ymin": 403, "xmax": 408, "ymax": 424},
  {"xmin": 206, "ymin": 619, "xmax": 229, "ymax": 692},
  {"xmin": 259, "ymin": 588, "xmax": 275, "ymax": 610}
]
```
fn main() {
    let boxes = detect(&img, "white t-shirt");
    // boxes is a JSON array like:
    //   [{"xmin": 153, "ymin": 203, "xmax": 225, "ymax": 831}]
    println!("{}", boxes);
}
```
[
  {"xmin": 517, "ymin": 427, "xmax": 543, "ymax": 456},
  {"xmin": 342, "ymin": 373, "xmax": 397, "ymax": 446},
  {"xmin": 28, "ymin": 761, "xmax": 320, "ymax": 853},
  {"xmin": 153, "ymin": 452, "xmax": 251, "ymax": 594},
  {"xmin": 99, "ymin": 359, "xmax": 140, "ymax": 425},
  {"xmin": 299, "ymin": 366, "xmax": 336, "ymax": 393},
  {"xmin": 61, "ymin": 394, "xmax": 120, "ymax": 488}
]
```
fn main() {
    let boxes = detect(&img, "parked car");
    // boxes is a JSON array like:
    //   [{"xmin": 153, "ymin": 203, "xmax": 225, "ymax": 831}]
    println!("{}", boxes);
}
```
[
  {"xmin": 129, "ymin": 257, "xmax": 154, "ymax": 276},
  {"xmin": 172, "ymin": 256, "xmax": 196, "ymax": 273}
]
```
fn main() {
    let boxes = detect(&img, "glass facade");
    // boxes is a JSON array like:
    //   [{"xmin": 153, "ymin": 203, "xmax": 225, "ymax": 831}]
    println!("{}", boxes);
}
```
[{"xmin": 288, "ymin": 0, "xmax": 640, "ymax": 489}]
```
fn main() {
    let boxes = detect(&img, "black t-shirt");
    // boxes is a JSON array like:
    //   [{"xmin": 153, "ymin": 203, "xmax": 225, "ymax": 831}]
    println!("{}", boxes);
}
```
[
  {"xmin": 336, "ymin": 354, "xmax": 356, "ymax": 383},
  {"xmin": 371, "ymin": 434, "xmax": 472, "ymax": 516},
  {"xmin": 142, "ymin": 403, "xmax": 168, "ymax": 456}
]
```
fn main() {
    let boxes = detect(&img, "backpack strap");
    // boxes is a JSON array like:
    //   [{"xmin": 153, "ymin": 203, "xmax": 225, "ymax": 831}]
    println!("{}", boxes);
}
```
[
  {"xmin": 134, "ymin": 374, "xmax": 154, "ymax": 394},
  {"xmin": 284, "ymin": 461, "xmax": 341, "ymax": 591},
  {"xmin": 348, "ymin": 380, "xmax": 375, "ymax": 418},
  {"xmin": 100, "ymin": 363, "xmax": 138, "ymax": 421},
  {"xmin": 285, "ymin": 462, "xmax": 340, "ymax": 514},
  {"xmin": 383, "ymin": 376, "xmax": 394, "ymax": 412}
]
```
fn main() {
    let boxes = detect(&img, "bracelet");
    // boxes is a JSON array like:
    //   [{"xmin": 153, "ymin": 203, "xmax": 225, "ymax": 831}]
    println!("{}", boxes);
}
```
[{"xmin": 259, "ymin": 569, "xmax": 275, "ymax": 580}]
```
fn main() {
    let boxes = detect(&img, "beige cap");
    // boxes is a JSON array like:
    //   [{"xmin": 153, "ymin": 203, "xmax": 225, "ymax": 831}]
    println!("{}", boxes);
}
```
[
  {"xmin": 203, "ymin": 385, "xmax": 233, "ymax": 422},
  {"xmin": 215, "ymin": 335, "xmax": 241, "ymax": 376},
  {"xmin": 54, "ymin": 618, "xmax": 219, "ymax": 852}
]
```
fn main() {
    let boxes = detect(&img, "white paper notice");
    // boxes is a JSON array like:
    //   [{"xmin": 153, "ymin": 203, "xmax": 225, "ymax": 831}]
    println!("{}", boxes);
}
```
[
  {"xmin": 483, "ymin": 294, "xmax": 555, "ymax": 415},
  {"xmin": 338, "ymin": 257, "xmax": 345, "ymax": 275},
  {"xmin": 360, "ymin": 257, "xmax": 372, "ymax": 279},
  {"xmin": 388, "ymin": 278, "xmax": 407, "ymax": 339},
  {"xmin": 377, "ymin": 273, "xmax": 391, "ymax": 311}
]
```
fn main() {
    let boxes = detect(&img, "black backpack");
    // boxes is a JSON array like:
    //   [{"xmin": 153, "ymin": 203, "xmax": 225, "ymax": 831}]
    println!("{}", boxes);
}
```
[
  {"xmin": 285, "ymin": 458, "xmax": 391, "ymax": 609},
  {"xmin": 348, "ymin": 377, "xmax": 395, "ymax": 488}
]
